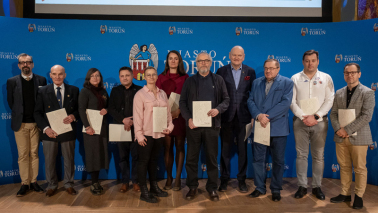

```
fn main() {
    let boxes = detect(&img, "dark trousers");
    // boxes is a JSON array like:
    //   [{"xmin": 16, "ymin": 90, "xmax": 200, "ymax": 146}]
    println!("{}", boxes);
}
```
[
  {"xmin": 137, "ymin": 136, "xmax": 163, "ymax": 186},
  {"xmin": 252, "ymin": 136, "xmax": 287, "ymax": 194},
  {"xmin": 42, "ymin": 140, "xmax": 75, "ymax": 190},
  {"xmin": 220, "ymin": 115, "xmax": 248, "ymax": 181},
  {"xmin": 118, "ymin": 142, "xmax": 138, "ymax": 184},
  {"xmin": 185, "ymin": 126, "xmax": 220, "ymax": 192}
]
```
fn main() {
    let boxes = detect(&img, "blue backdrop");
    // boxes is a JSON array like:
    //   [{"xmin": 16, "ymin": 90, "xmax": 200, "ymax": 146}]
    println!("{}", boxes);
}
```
[{"xmin": 0, "ymin": 16, "xmax": 377, "ymax": 186}]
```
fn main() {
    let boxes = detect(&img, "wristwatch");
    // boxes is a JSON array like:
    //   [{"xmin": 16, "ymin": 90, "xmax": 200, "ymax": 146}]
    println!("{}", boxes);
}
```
[{"xmin": 314, "ymin": 114, "xmax": 320, "ymax": 120}]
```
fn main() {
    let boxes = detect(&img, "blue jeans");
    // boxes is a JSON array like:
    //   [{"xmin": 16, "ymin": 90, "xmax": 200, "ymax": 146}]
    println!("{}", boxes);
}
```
[{"xmin": 252, "ymin": 136, "xmax": 287, "ymax": 194}]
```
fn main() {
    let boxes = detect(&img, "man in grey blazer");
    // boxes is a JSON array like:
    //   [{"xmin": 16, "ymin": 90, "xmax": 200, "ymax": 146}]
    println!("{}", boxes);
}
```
[
  {"xmin": 330, "ymin": 63, "xmax": 375, "ymax": 209},
  {"xmin": 6, "ymin": 53, "xmax": 46, "ymax": 196}
]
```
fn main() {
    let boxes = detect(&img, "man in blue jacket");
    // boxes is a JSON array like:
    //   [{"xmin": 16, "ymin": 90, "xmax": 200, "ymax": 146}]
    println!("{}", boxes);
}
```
[{"xmin": 247, "ymin": 59, "xmax": 293, "ymax": 202}]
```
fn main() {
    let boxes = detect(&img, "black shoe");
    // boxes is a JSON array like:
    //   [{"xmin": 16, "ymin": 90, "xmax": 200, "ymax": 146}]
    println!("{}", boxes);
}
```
[
  {"xmin": 90, "ymin": 183, "xmax": 103, "ymax": 195},
  {"xmin": 140, "ymin": 185, "xmax": 158, "ymax": 203},
  {"xmin": 353, "ymin": 194, "xmax": 363, "ymax": 209},
  {"xmin": 330, "ymin": 194, "xmax": 351, "ymax": 203},
  {"xmin": 294, "ymin": 186, "xmax": 307, "ymax": 199},
  {"xmin": 312, "ymin": 187, "xmax": 325, "ymax": 200},
  {"xmin": 186, "ymin": 188, "xmax": 197, "ymax": 200},
  {"xmin": 238, "ymin": 180, "xmax": 248, "ymax": 193},
  {"xmin": 16, "ymin": 185, "xmax": 29, "ymax": 197},
  {"xmin": 30, "ymin": 182, "xmax": 44, "ymax": 193},
  {"xmin": 248, "ymin": 189, "xmax": 265, "ymax": 198},
  {"xmin": 209, "ymin": 190, "xmax": 219, "ymax": 201},
  {"xmin": 150, "ymin": 181, "xmax": 168, "ymax": 197},
  {"xmin": 272, "ymin": 192, "xmax": 281, "ymax": 202},
  {"xmin": 218, "ymin": 179, "xmax": 228, "ymax": 192}
]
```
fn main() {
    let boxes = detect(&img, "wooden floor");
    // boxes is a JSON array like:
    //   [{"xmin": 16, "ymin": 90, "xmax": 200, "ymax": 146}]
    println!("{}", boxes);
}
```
[{"xmin": 0, "ymin": 178, "xmax": 378, "ymax": 213}]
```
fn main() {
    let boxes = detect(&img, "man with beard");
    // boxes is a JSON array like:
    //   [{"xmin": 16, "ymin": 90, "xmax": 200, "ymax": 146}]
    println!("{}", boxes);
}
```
[
  {"xmin": 180, "ymin": 52, "xmax": 229, "ymax": 201},
  {"xmin": 7, "ymin": 53, "xmax": 47, "ymax": 196}
]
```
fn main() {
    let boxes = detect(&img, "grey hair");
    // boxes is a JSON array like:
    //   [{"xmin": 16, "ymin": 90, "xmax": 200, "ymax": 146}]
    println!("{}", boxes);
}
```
[{"xmin": 196, "ymin": 52, "xmax": 212, "ymax": 63}]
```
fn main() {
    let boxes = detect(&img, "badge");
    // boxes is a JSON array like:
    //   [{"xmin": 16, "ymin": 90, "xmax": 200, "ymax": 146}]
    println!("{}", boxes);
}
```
[
  {"xmin": 315, "ymin": 77, "xmax": 320, "ymax": 80},
  {"xmin": 67, "ymin": 95, "xmax": 70, "ymax": 97},
  {"xmin": 313, "ymin": 81, "xmax": 317, "ymax": 85},
  {"xmin": 319, "ymin": 81, "xmax": 322, "ymax": 84},
  {"xmin": 304, "ymin": 80, "xmax": 309, "ymax": 82}
]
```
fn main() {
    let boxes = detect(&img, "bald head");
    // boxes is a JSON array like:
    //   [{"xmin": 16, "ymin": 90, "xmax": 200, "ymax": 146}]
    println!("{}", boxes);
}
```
[
  {"xmin": 229, "ymin": 46, "xmax": 245, "ymax": 69},
  {"xmin": 50, "ymin": 65, "xmax": 66, "ymax": 86}
]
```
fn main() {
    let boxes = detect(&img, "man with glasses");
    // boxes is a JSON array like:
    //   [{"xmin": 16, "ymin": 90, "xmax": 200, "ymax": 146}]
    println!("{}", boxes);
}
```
[
  {"xmin": 180, "ymin": 52, "xmax": 229, "ymax": 201},
  {"xmin": 290, "ymin": 50, "xmax": 335, "ymax": 200},
  {"xmin": 247, "ymin": 59, "xmax": 293, "ymax": 202},
  {"xmin": 7, "ymin": 53, "xmax": 46, "ymax": 196},
  {"xmin": 216, "ymin": 46, "xmax": 256, "ymax": 193},
  {"xmin": 330, "ymin": 63, "xmax": 374, "ymax": 209}
]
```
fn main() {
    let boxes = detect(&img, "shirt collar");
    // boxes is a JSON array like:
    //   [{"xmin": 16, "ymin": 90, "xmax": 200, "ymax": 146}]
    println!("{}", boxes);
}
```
[
  {"xmin": 300, "ymin": 69, "xmax": 319, "ymax": 80},
  {"xmin": 143, "ymin": 85, "xmax": 160, "ymax": 93},
  {"xmin": 347, "ymin": 84, "xmax": 359, "ymax": 92},
  {"xmin": 54, "ymin": 83, "xmax": 65, "ymax": 90},
  {"xmin": 21, "ymin": 73, "xmax": 33, "ymax": 80},
  {"xmin": 231, "ymin": 64, "xmax": 242, "ymax": 72},
  {"xmin": 265, "ymin": 74, "xmax": 278, "ymax": 83}
]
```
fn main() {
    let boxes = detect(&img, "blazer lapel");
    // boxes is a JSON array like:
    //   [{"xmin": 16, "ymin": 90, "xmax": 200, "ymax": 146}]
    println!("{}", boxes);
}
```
[
  {"xmin": 33, "ymin": 76, "xmax": 39, "ymax": 101},
  {"xmin": 63, "ymin": 84, "xmax": 71, "ymax": 109},
  {"xmin": 347, "ymin": 83, "xmax": 362, "ymax": 109},
  {"xmin": 340, "ymin": 87, "xmax": 347, "ymax": 109},
  {"xmin": 47, "ymin": 84, "xmax": 61, "ymax": 109},
  {"xmin": 237, "ymin": 65, "xmax": 247, "ymax": 91},
  {"xmin": 15, "ymin": 75, "xmax": 22, "ymax": 100},
  {"xmin": 265, "ymin": 75, "xmax": 281, "ymax": 100},
  {"xmin": 227, "ymin": 65, "xmax": 237, "ymax": 90}
]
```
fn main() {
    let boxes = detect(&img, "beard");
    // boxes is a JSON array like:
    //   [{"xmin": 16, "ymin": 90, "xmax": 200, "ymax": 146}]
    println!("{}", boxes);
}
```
[
  {"xmin": 198, "ymin": 67, "xmax": 209, "ymax": 74},
  {"xmin": 22, "ymin": 67, "xmax": 31, "ymax": 75}
]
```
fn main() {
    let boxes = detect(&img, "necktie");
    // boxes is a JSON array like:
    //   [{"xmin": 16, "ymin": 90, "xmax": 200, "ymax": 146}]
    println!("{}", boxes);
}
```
[
  {"xmin": 57, "ymin": 87, "xmax": 62, "ymax": 108},
  {"xmin": 26, "ymin": 76, "xmax": 30, "ymax": 81}
]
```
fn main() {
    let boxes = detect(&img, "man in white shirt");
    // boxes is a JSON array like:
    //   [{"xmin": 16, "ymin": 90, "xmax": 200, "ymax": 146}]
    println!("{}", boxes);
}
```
[{"xmin": 290, "ymin": 50, "xmax": 335, "ymax": 200}]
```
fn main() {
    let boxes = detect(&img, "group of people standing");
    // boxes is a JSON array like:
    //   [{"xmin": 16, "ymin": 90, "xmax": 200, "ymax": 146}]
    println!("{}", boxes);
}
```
[{"xmin": 7, "ymin": 46, "xmax": 374, "ymax": 210}]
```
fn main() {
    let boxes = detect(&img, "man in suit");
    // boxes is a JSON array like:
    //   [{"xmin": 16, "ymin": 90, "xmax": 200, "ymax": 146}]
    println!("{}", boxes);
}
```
[
  {"xmin": 247, "ymin": 59, "xmax": 293, "ymax": 202},
  {"xmin": 216, "ymin": 46, "xmax": 256, "ymax": 192},
  {"xmin": 34, "ymin": 65, "xmax": 79, "ymax": 197},
  {"xmin": 6, "ymin": 53, "xmax": 46, "ymax": 196},
  {"xmin": 180, "ymin": 52, "xmax": 229, "ymax": 201},
  {"xmin": 290, "ymin": 50, "xmax": 335, "ymax": 200},
  {"xmin": 330, "ymin": 63, "xmax": 375, "ymax": 209},
  {"xmin": 108, "ymin": 66, "xmax": 142, "ymax": 193}
]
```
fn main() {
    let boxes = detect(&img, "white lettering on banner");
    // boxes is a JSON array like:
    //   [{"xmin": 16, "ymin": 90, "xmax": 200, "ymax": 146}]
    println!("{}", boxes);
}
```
[
  {"xmin": 37, "ymin": 25, "xmax": 56, "ymax": 33},
  {"xmin": 0, "ymin": 52, "xmax": 18, "ymax": 60},
  {"xmin": 108, "ymin": 26, "xmax": 126, "ymax": 34},
  {"xmin": 0, "ymin": 169, "xmax": 19, "ymax": 178},
  {"xmin": 243, "ymin": 28, "xmax": 260, "ymax": 35},
  {"xmin": 76, "ymin": 165, "xmax": 86, "ymax": 172},
  {"xmin": 344, "ymin": 55, "xmax": 362, "ymax": 62},
  {"xmin": 309, "ymin": 29, "xmax": 326, "ymax": 35},
  {"xmin": 1, "ymin": 113, "xmax": 11, "ymax": 120}
]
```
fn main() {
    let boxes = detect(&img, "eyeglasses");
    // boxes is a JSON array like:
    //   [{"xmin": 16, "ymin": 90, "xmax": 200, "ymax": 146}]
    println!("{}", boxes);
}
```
[
  {"xmin": 264, "ymin": 67, "xmax": 278, "ymax": 71},
  {"xmin": 197, "ymin": 59, "xmax": 211, "ymax": 64},
  {"xmin": 343, "ymin": 71, "xmax": 360, "ymax": 76},
  {"xmin": 90, "ymin": 75, "xmax": 101, "ymax": 78},
  {"xmin": 145, "ymin": 74, "xmax": 157, "ymax": 78},
  {"xmin": 19, "ymin": 61, "xmax": 33, "ymax": 65}
]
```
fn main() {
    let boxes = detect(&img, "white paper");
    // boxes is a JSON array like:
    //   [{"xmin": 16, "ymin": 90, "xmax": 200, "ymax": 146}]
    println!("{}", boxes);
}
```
[
  {"xmin": 109, "ymin": 124, "xmax": 132, "ymax": 142},
  {"xmin": 338, "ymin": 109, "xmax": 357, "ymax": 136},
  {"xmin": 46, "ymin": 108, "xmax": 73, "ymax": 135},
  {"xmin": 254, "ymin": 121, "xmax": 270, "ymax": 146},
  {"xmin": 168, "ymin": 92, "xmax": 181, "ymax": 112},
  {"xmin": 153, "ymin": 107, "xmax": 167, "ymax": 132},
  {"xmin": 244, "ymin": 123, "xmax": 253, "ymax": 141},
  {"xmin": 299, "ymin": 97, "xmax": 321, "ymax": 117},
  {"xmin": 82, "ymin": 109, "xmax": 103, "ymax": 135},
  {"xmin": 193, "ymin": 101, "xmax": 212, "ymax": 127}
]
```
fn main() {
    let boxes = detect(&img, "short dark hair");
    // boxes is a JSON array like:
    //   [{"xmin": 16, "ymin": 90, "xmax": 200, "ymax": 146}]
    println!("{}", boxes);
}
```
[
  {"xmin": 119, "ymin": 66, "xmax": 133, "ymax": 75},
  {"xmin": 83, "ymin": 68, "xmax": 104, "ymax": 89},
  {"xmin": 162, "ymin": 50, "xmax": 186, "ymax": 76},
  {"xmin": 344, "ymin": 63, "xmax": 361, "ymax": 72},
  {"xmin": 140, "ymin": 45, "xmax": 147, "ymax": 51},
  {"xmin": 302, "ymin": 50, "xmax": 319, "ymax": 61},
  {"xmin": 264, "ymin": 59, "xmax": 280, "ymax": 68},
  {"xmin": 17, "ymin": 53, "xmax": 33, "ymax": 62}
]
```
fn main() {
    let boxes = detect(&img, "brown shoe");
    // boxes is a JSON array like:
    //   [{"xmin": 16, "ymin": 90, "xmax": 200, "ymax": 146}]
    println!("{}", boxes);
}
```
[
  {"xmin": 46, "ymin": 189, "xmax": 56, "ymax": 197},
  {"xmin": 66, "ymin": 187, "xmax": 77, "ymax": 195},
  {"xmin": 120, "ymin": 183, "xmax": 129, "ymax": 193},
  {"xmin": 133, "ymin": 183, "xmax": 140, "ymax": 192}
]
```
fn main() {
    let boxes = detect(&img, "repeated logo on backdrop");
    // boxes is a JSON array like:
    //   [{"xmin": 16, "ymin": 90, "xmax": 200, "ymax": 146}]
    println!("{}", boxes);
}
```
[
  {"xmin": 167, "ymin": 26, "xmax": 193, "ymax": 35},
  {"xmin": 28, "ymin": 23, "xmax": 55, "ymax": 33},
  {"xmin": 235, "ymin": 27, "xmax": 259, "ymax": 36},
  {"xmin": 169, "ymin": 26, "xmax": 176, "ymax": 35},
  {"xmin": 201, "ymin": 163, "xmax": 207, "ymax": 172},
  {"xmin": 301, "ymin": 27, "xmax": 308, "ymax": 36},
  {"xmin": 374, "ymin": 23, "xmax": 378, "ymax": 32},
  {"xmin": 100, "ymin": 25, "xmax": 126, "ymax": 34},
  {"xmin": 100, "ymin": 25, "xmax": 107, "ymax": 34},
  {"xmin": 267, "ymin": 55, "xmax": 291, "ymax": 63},
  {"xmin": 129, "ymin": 44, "xmax": 158, "ymax": 81},
  {"xmin": 301, "ymin": 27, "xmax": 326, "ymax": 36},
  {"xmin": 332, "ymin": 164, "xmax": 340, "ymax": 172},
  {"xmin": 335, "ymin": 54, "xmax": 362, "ymax": 63},
  {"xmin": 369, "ymin": 141, "xmax": 377, "ymax": 150},
  {"xmin": 28, "ymin": 24, "xmax": 36, "ymax": 32},
  {"xmin": 0, "ymin": 52, "xmax": 18, "ymax": 60},
  {"xmin": 235, "ymin": 27, "xmax": 242, "ymax": 36},
  {"xmin": 335, "ymin": 54, "xmax": 343, "ymax": 63},
  {"xmin": 65, "ymin": 53, "xmax": 92, "ymax": 62},
  {"xmin": 66, "ymin": 53, "xmax": 73, "ymax": 62},
  {"xmin": 371, "ymin": 83, "xmax": 378, "ymax": 91}
]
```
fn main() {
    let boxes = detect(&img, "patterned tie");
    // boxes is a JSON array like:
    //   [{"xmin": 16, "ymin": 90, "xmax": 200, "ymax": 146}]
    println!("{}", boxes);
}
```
[
  {"xmin": 26, "ymin": 76, "xmax": 30, "ymax": 81},
  {"xmin": 57, "ymin": 87, "xmax": 62, "ymax": 108}
]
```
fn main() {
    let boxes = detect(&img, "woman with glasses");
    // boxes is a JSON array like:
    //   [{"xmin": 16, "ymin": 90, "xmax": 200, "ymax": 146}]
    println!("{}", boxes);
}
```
[
  {"xmin": 156, "ymin": 50, "xmax": 189, "ymax": 191},
  {"xmin": 79, "ymin": 68, "xmax": 109, "ymax": 195},
  {"xmin": 133, "ymin": 66, "xmax": 174, "ymax": 203}
]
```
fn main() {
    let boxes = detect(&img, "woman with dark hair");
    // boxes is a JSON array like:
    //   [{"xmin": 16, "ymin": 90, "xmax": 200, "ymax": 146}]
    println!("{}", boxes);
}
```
[
  {"xmin": 134, "ymin": 66, "xmax": 174, "ymax": 203},
  {"xmin": 156, "ymin": 50, "xmax": 189, "ymax": 191},
  {"xmin": 78, "ymin": 68, "xmax": 109, "ymax": 195}
]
